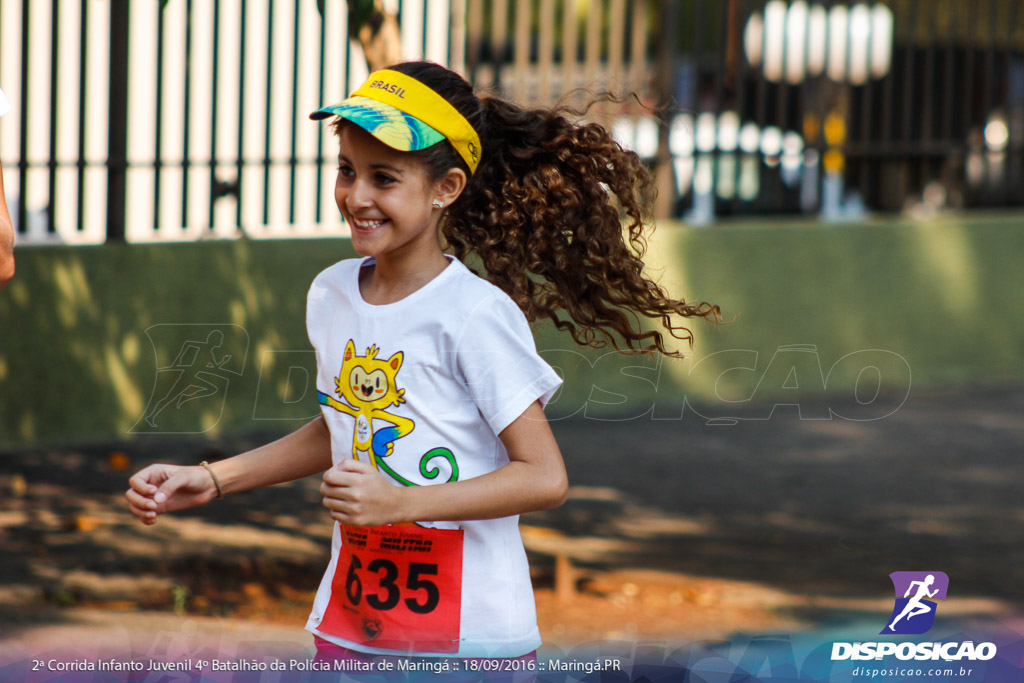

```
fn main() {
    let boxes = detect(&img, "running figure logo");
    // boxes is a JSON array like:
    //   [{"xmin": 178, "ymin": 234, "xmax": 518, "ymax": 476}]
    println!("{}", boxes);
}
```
[
  {"xmin": 133, "ymin": 324, "xmax": 248, "ymax": 433},
  {"xmin": 881, "ymin": 571, "xmax": 949, "ymax": 635}
]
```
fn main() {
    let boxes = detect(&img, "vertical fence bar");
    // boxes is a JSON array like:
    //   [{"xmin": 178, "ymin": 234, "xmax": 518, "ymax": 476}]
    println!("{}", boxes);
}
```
[
  {"xmin": 875, "ymin": 0, "xmax": 898, "ymax": 210},
  {"xmin": 840, "ymin": 1, "xmax": 858, "ymax": 198},
  {"xmin": 344, "ymin": 20, "xmax": 352, "ymax": 94},
  {"xmin": 963, "ymin": 0, "xmax": 978, "ymax": 202},
  {"xmin": 583, "ymin": 0, "xmax": 600, "ymax": 96},
  {"xmin": 466, "ymin": 0, "xmax": 483, "ymax": 79},
  {"xmin": 236, "ymin": 0, "xmax": 247, "ymax": 230},
  {"xmin": 693, "ymin": 0, "xmax": 706, "ymax": 87},
  {"xmin": 735, "ymin": 0, "xmax": 754, "ymax": 124},
  {"xmin": 880, "ymin": 0, "xmax": 896, "ymax": 146},
  {"xmin": 757, "ymin": 0, "xmax": 770, "ymax": 211},
  {"xmin": 491, "ymin": 0, "xmax": 508, "ymax": 91},
  {"xmin": 725, "ymin": 0, "xmax": 744, "ymax": 215},
  {"xmin": 729, "ymin": 0, "xmax": 747, "ymax": 215},
  {"xmin": 608, "ymin": 0, "xmax": 625, "ymax": 94},
  {"xmin": 181, "ymin": 0, "xmax": 193, "ymax": 231},
  {"xmin": 982, "ymin": 0, "xmax": 997, "ymax": 125},
  {"xmin": 209, "ymin": 0, "xmax": 221, "ymax": 232},
  {"xmin": 692, "ymin": 0, "xmax": 712, "ymax": 212},
  {"xmin": 417, "ymin": 0, "xmax": 425, "ymax": 60},
  {"xmin": 982, "ymin": 0, "xmax": 998, "ymax": 201},
  {"xmin": 628, "ymin": 0, "xmax": 647, "ymax": 100},
  {"xmin": 712, "ymin": 0, "xmax": 727, "ymax": 112},
  {"xmin": 421, "ymin": 0, "xmax": 429, "ymax": 61},
  {"xmin": 17, "ymin": 0, "xmax": 29, "ymax": 236},
  {"xmin": 771, "ymin": 0, "xmax": 788, "ymax": 161},
  {"xmin": 922, "ymin": 1, "xmax": 938, "ymax": 201},
  {"xmin": 537, "ymin": 0, "xmax": 554, "ymax": 103},
  {"xmin": 77, "ymin": 0, "xmax": 87, "ymax": 234},
  {"xmin": 921, "ymin": 4, "xmax": 935, "ymax": 144},
  {"xmin": 107, "ymin": 0, "xmax": 129, "ymax": 242},
  {"xmin": 899, "ymin": 0, "xmax": 915, "ymax": 147},
  {"xmin": 1006, "ymin": 0, "xmax": 1021, "ymax": 203},
  {"xmin": 154, "ymin": 3, "xmax": 165, "ymax": 233},
  {"xmin": 47, "ymin": 0, "xmax": 59, "ymax": 235},
  {"xmin": 513, "ymin": 0, "xmax": 529, "ymax": 102},
  {"xmin": 709, "ymin": 0, "xmax": 725, "ymax": 210},
  {"xmin": 723, "ymin": 0, "xmax": 739, "ymax": 102},
  {"xmin": 962, "ymin": 0, "xmax": 976, "ymax": 138},
  {"xmin": 562, "ymin": 0, "xmax": 578, "ymax": 99},
  {"xmin": 857, "ymin": 5, "xmax": 875, "ymax": 203},
  {"xmin": 654, "ymin": 0, "xmax": 679, "ymax": 218},
  {"xmin": 315, "ymin": 0, "xmax": 326, "ymax": 224},
  {"xmin": 941, "ymin": 0, "xmax": 955, "ymax": 146},
  {"xmin": 289, "ymin": 0, "xmax": 300, "ymax": 224},
  {"xmin": 754, "ymin": 0, "xmax": 768, "ymax": 129},
  {"xmin": 450, "ymin": 0, "xmax": 467, "ymax": 75},
  {"xmin": 812, "ymin": 0, "xmax": 827, "ymax": 213},
  {"xmin": 263, "ymin": 0, "xmax": 275, "ymax": 225}
]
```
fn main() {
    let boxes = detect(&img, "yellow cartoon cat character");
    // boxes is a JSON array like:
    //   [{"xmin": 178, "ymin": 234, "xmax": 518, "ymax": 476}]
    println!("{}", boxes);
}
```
[{"xmin": 317, "ymin": 340, "xmax": 415, "ymax": 469}]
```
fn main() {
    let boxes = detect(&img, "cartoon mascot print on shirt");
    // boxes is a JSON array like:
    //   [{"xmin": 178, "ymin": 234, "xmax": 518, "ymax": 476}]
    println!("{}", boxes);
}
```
[
  {"xmin": 319, "ymin": 340, "xmax": 413, "ymax": 468},
  {"xmin": 318, "ymin": 340, "xmax": 459, "ymax": 487}
]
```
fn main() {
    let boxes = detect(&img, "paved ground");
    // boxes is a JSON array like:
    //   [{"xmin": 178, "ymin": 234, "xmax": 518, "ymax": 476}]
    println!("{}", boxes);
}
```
[{"xmin": 1, "ymin": 381, "xmax": 1022, "ymax": 657}]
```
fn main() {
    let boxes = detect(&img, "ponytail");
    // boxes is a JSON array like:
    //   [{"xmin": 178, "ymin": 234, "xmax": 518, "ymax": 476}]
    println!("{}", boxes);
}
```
[{"xmin": 383, "ymin": 62, "xmax": 721, "ymax": 356}]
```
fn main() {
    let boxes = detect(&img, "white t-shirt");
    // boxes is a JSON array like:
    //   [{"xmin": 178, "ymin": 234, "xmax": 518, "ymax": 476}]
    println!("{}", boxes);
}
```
[
  {"xmin": 304, "ymin": 255, "xmax": 562, "ymax": 658},
  {"xmin": 0, "ymin": 87, "xmax": 9, "ymax": 117}
]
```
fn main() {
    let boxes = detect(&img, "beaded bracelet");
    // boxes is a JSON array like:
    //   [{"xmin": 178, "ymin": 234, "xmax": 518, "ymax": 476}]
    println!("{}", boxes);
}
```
[{"xmin": 199, "ymin": 461, "xmax": 223, "ymax": 499}]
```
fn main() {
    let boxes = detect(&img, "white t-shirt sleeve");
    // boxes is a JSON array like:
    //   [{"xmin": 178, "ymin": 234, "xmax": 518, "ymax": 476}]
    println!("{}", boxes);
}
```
[
  {"xmin": 0, "ymin": 87, "xmax": 9, "ymax": 117},
  {"xmin": 456, "ymin": 295, "xmax": 562, "ymax": 436}
]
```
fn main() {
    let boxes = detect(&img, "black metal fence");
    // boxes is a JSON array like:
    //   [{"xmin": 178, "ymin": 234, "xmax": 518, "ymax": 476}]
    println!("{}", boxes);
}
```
[
  {"xmin": 1, "ymin": 0, "xmax": 384, "ymax": 244},
  {"xmin": 640, "ymin": 0, "xmax": 1024, "ymax": 219},
  {"xmin": 1, "ymin": 0, "xmax": 1022, "ymax": 245}
]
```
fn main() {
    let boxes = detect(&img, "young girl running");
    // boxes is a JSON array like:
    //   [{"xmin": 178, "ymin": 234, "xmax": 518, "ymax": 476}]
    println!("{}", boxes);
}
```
[{"xmin": 126, "ymin": 61, "xmax": 718, "ymax": 664}]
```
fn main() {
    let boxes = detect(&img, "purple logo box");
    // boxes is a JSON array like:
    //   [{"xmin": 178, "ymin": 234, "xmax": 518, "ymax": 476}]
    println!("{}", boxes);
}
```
[{"xmin": 889, "ymin": 571, "xmax": 949, "ymax": 601}]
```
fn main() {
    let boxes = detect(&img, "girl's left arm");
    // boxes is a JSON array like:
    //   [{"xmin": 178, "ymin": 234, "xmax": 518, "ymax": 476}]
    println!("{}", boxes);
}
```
[{"xmin": 320, "ymin": 400, "xmax": 567, "ymax": 526}]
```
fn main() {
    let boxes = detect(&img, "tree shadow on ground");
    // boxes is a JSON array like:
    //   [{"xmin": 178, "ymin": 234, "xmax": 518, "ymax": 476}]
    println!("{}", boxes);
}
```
[
  {"xmin": 1, "ymin": 383, "xmax": 1021, "ymax": 634},
  {"xmin": 531, "ymin": 382, "xmax": 1024, "ymax": 608}
]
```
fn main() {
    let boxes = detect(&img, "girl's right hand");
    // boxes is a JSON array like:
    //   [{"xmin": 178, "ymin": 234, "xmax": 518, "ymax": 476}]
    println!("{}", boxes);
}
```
[{"xmin": 125, "ymin": 464, "xmax": 219, "ymax": 525}]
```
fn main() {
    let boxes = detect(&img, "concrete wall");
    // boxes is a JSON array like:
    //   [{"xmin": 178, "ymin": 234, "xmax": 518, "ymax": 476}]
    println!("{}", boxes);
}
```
[{"xmin": 2, "ymin": 214, "xmax": 1022, "ymax": 446}]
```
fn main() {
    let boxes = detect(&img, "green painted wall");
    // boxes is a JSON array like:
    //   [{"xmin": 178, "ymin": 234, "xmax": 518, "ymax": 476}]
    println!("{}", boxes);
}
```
[
  {"xmin": 2, "ymin": 214, "xmax": 1022, "ymax": 446},
  {"xmin": 538, "ymin": 213, "xmax": 1024, "ymax": 423},
  {"xmin": 0, "ymin": 239, "xmax": 357, "ymax": 446}
]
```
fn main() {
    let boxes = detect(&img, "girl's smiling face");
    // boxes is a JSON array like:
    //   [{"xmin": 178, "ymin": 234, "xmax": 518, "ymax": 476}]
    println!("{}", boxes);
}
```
[{"xmin": 335, "ymin": 123, "xmax": 461, "ymax": 264}]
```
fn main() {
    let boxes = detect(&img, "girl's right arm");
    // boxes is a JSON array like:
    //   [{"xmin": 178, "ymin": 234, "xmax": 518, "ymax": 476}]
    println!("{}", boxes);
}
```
[{"xmin": 125, "ymin": 415, "xmax": 333, "ymax": 525}]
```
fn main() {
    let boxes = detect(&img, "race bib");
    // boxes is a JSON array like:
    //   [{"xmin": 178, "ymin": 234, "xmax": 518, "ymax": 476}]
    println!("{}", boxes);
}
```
[{"xmin": 319, "ymin": 524, "xmax": 464, "ymax": 653}]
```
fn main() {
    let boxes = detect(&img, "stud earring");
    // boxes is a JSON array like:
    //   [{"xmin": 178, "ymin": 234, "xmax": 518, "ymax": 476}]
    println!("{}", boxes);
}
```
[{"xmin": 432, "ymin": 199, "xmax": 444, "ymax": 209}]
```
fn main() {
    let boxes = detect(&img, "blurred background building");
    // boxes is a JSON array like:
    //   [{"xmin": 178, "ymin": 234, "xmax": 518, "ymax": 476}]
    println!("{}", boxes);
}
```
[{"xmin": 1, "ymin": 0, "xmax": 1021, "ymax": 244}]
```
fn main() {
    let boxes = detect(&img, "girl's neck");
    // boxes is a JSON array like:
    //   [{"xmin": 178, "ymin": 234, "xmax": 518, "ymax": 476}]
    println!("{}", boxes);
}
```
[{"xmin": 359, "ymin": 248, "xmax": 451, "ymax": 306}]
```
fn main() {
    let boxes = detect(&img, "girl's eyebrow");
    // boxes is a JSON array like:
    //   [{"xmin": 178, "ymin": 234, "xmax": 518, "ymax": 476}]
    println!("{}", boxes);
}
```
[
  {"xmin": 370, "ymin": 163, "xmax": 404, "ymax": 175},
  {"xmin": 336, "ymin": 153, "xmax": 404, "ymax": 176}
]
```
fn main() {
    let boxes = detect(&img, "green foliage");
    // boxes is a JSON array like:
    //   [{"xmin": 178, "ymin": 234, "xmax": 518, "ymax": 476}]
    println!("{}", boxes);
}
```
[
  {"xmin": 316, "ymin": 0, "xmax": 380, "ymax": 40},
  {"xmin": 172, "ymin": 584, "xmax": 189, "ymax": 615},
  {"xmin": 54, "ymin": 590, "xmax": 76, "ymax": 606}
]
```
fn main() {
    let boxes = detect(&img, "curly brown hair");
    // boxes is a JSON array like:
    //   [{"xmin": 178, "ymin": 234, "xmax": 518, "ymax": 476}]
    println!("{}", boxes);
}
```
[{"xmin": 336, "ymin": 61, "xmax": 720, "ymax": 356}]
